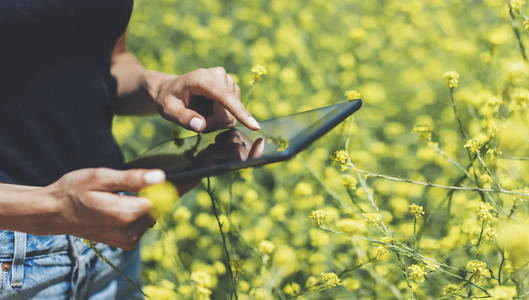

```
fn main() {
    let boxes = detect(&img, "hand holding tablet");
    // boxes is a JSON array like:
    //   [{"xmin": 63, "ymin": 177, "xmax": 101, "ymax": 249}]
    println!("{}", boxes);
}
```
[{"xmin": 126, "ymin": 99, "xmax": 362, "ymax": 182}]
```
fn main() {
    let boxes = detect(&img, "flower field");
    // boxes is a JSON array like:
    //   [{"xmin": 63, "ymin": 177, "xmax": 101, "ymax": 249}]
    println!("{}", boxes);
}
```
[{"xmin": 113, "ymin": 0, "xmax": 529, "ymax": 298}]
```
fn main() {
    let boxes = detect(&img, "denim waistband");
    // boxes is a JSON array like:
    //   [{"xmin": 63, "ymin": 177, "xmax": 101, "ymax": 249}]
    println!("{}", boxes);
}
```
[{"xmin": 0, "ymin": 230, "xmax": 73, "ymax": 259}]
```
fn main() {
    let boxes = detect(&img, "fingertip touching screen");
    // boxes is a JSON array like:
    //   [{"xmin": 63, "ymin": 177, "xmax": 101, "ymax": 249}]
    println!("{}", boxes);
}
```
[{"xmin": 125, "ymin": 100, "xmax": 362, "ymax": 182}]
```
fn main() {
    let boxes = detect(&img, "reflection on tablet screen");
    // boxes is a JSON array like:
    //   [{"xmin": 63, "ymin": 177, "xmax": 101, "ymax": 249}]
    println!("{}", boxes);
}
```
[{"xmin": 125, "ymin": 100, "xmax": 361, "ymax": 181}]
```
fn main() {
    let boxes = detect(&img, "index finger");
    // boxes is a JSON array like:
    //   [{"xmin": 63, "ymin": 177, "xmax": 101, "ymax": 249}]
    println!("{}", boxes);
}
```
[{"xmin": 190, "ymin": 71, "xmax": 261, "ymax": 130}]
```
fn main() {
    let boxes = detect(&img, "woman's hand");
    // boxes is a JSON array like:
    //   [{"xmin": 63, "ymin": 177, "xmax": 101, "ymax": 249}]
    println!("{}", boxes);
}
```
[
  {"xmin": 111, "ymin": 33, "xmax": 259, "ymax": 131},
  {"xmin": 144, "ymin": 67, "xmax": 261, "ymax": 133},
  {"xmin": 32, "ymin": 168, "xmax": 166, "ymax": 250}
]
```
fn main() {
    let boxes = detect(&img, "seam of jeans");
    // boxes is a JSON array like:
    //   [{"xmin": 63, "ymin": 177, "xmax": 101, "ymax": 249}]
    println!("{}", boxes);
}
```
[
  {"xmin": 10, "ymin": 231, "xmax": 26, "ymax": 287},
  {"xmin": 0, "ymin": 268, "xmax": 5, "ymax": 295},
  {"xmin": 67, "ymin": 235, "xmax": 81, "ymax": 300},
  {"xmin": 20, "ymin": 251, "xmax": 70, "ymax": 260}
]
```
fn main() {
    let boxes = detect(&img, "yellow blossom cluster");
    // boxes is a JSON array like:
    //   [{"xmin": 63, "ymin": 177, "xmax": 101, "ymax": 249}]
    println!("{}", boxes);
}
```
[
  {"xmin": 408, "ymin": 264, "xmax": 427, "ymax": 282},
  {"xmin": 412, "ymin": 124, "xmax": 433, "ymax": 142},
  {"xmin": 109, "ymin": 0, "xmax": 529, "ymax": 298},
  {"xmin": 321, "ymin": 272, "xmax": 341, "ymax": 288},
  {"xmin": 466, "ymin": 260, "xmax": 489, "ymax": 279},
  {"xmin": 443, "ymin": 71, "xmax": 460, "ymax": 88},
  {"xmin": 341, "ymin": 175, "xmax": 358, "ymax": 190},
  {"xmin": 250, "ymin": 64, "xmax": 267, "ymax": 85},
  {"xmin": 464, "ymin": 134, "xmax": 489, "ymax": 154},
  {"xmin": 310, "ymin": 209, "xmax": 327, "ymax": 227},
  {"xmin": 477, "ymin": 202, "xmax": 494, "ymax": 222},
  {"xmin": 409, "ymin": 204, "xmax": 425, "ymax": 219},
  {"xmin": 331, "ymin": 150, "xmax": 350, "ymax": 171}
]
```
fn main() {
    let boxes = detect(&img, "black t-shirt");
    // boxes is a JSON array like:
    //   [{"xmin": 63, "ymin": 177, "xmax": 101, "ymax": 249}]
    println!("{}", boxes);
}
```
[{"xmin": 0, "ymin": 0, "xmax": 133, "ymax": 186}]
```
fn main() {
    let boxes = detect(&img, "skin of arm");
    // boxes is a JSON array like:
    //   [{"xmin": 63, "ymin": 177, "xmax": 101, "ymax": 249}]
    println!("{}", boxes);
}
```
[
  {"xmin": 110, "ymin": 33, "xmax": 171, "ymax": 115},
  {"xmin": 0, "ymin": 28, "xmax": 258, "ymax": 250},
  {"xmin": 0, "ymin": 168, "xmax": 165, "ymax": 250}
]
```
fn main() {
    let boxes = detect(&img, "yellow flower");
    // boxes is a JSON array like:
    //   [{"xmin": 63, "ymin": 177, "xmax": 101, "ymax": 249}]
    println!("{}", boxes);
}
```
[
  {"xmin": 344, "ymin": 90, "xmax": 361, "ymax": 100},
  {"xmin": 464, "ymin": 134, "xmax": 488, "ymax": 154},
  {"xmin": 466, "ymin": 260, "xmax": 488, "ymax": 278},
  {"xmin": 412, "ymin": 124, "xmax": 433, "ymax": 142},
  {"xmin": 310, "ymin": 209, "xmax": 327, "ymax": 227},
  {"xmin": 443, "ymin": 71, "xmax": 460, "ymax": 88},
  {"xmin": 485, "ymin": 227, "xmax": 497, "ymax": 240},
  {"xmin": 321, "ymin": 272, "xmax": 341, "ymax": 288},
  {"xmin": 197, "ymin": 285, "xmax": 212, "ymax": 300},
  {"xmin": 362, "ymin": 213, "xmax": 381, "ymax": 227},
  {"xmin": 441, "ymin": 283, "xmax": 460, "ymax": 296},
  {"xmin": 250, "ymin": 64, "xmax": 267, "ymax": 84},
  {"xmin": 511, "ymin": 0, "xmax": 525, "ymax": 13},
  {"xmin": 143, "ymin": 280, "xmax": 177, "ymax": 300},
  {"xmin": 477, "ymin": 202, "xmax": 494, "ymax": 222},
  {"xmin": 331, "ymin": 150, "xmax": 350, "ymax": 171},
  {"xmin": 283, "ymin": 282, "xmax": 301, "ymax": 296},
  {"xmin": 191, "ymin": 271, "xmax": 212, "ymax": 288},
  {"xmin": 408, "ymin": 264, "xmax": 427, "ymax": 282},
  {"xmin": 341, "ymin": 175, "xmax": 358, "ymax": 190},
  {"xmin": 138, "ymin": 182, "xmax": 179, "ymax": 219},
  {"xmin": 409, "ymin": 204, "xmax": 425, "ymax": 219},
  {"xmin": 258, "ymin": 240, "xmax": 275, "ymax": 254},
  {"xmin": 374, "ymin": 246, "xmax": 389, "ymax": 260}
]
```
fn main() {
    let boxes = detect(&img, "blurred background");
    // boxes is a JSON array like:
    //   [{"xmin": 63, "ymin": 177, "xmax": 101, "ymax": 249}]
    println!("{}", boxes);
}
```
[{"xmin": 114, "ymin": 0, "xmax": 529, "ymax": 298}]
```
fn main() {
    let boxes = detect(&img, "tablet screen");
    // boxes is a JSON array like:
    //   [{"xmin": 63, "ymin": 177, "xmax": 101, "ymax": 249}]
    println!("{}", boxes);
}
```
[{"xmin": 125, "ymin": 100, "xmax": 361, "ymax": 182}]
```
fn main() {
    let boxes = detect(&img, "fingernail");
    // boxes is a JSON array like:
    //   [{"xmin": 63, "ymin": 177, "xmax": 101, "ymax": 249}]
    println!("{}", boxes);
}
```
[
  {"xmin": 144, "ymin": 170, "xmax": 165, "ymax": 185},
  {"xmin": 248, "ymin": 117, "xmax": 261, "ymax": 130},
  {"xmin": 256, "ymin": 140, "xmax": 264, "ymax": 153},
  {"xmin": 190, "ymin": 117, "xmax": 204, "ymax": 132}
]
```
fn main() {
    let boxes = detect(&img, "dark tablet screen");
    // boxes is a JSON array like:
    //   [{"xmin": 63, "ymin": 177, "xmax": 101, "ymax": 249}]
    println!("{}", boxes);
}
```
[{"xmin": 125, "ymin": 99, "xmax": 362, "ymax": 182}]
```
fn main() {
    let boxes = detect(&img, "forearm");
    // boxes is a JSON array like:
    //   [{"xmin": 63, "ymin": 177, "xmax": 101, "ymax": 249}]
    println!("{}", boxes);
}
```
[
  {"xmin": 111, "ymin": 52, "xmax": 175, "ymax": 115},
  {"xmin": 0, "ymin": 185, "xmax": 60, "ymax": 234}
]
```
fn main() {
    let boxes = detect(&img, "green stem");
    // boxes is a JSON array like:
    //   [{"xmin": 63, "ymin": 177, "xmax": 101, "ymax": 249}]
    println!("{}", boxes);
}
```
[
  {"xmin": 412, "ymin": 217, "xmax": 417, "ymax": 253},
  {"xmin": 449, "ymin": 87, "xmax": 467, "ymax": 140},
  {"xmin": 474, "ymin": 220, "xmax": 486, "ymax": 258},
  {"xmin": 206, "ymin": 177, "xmax": 239, "ymax": 300},
  {"xmin": 507, "ymin": 0, "xmax": 529, "ymax": 62},
  {"xmin": 345, "ymin": 163, "xmax": 529, "ymax": 197},
  {"xmin": 86, "ymin": 242, "xmax": 148, "ymax": 298}
]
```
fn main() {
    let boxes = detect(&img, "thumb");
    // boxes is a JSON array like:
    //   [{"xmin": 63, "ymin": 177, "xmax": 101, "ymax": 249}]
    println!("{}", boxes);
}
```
[
  {"xmin": 162, "ymin": 95, "xmax": 207, "ymax": 132},
  {"xmin": 87, "ymin": 168, "xmax": 166, "ymax": 193}
]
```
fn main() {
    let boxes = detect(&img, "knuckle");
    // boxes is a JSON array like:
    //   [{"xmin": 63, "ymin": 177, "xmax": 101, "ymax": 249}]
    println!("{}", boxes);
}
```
[
  {"xmin": 90, "ymin": 168, "xmax": 108, "ymax": 182},
  {"xmin": 118, "ymin": 212, "xmax": 139, "ymax": 227},
  {"xmin": 126, "ymin": 170, "xmax": 143, "ymax": 185},
  {"xmin": 194, "ymin": 68, "xmax": 208, "ymax": 77},
  {"xmin": 211, "ymin": 66, "xmax": 226, "ymax": 74},
  {"xmin": 162, "ymin": 102, "xmax": 178, "ymax": 117}
]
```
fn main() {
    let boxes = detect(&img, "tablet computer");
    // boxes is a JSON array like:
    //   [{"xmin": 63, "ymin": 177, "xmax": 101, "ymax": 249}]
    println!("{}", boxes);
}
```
[{"xmin": 125, "ymin": 99, "xmax": 362, "ymax": 182}]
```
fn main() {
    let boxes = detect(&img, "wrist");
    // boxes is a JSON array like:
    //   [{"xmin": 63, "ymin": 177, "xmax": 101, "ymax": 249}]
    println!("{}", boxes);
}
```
[
  {"xmin": 0, "ymin": 186, "xmax": 62, "ymax": 235},
  {"xmin": 141, "ymin": 70, "xmax": 178, "ymax": 102}
]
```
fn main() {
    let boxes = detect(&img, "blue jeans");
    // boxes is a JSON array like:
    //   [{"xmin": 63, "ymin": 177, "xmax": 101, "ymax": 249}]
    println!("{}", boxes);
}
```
[{"xmin": 0, "ymin": 231, "xmax": 143, "ymax": 299}]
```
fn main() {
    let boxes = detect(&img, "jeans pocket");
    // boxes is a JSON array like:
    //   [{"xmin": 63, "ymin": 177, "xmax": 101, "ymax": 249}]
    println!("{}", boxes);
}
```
[{"xmin": 0, "ymin": 253, "xmax": 72, "ymax": 300}]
